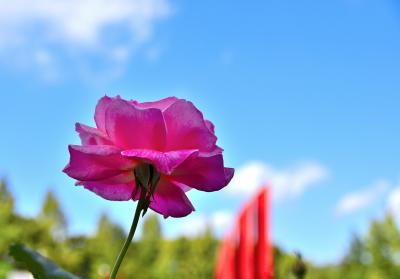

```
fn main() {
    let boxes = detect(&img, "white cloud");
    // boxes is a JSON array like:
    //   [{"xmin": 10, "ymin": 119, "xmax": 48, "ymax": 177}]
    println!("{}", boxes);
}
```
[
  {"xmin": 211, "ymin": 211, "xmax": 234, "ymax": 230},
  {"xmin": 177, "ymin": 211, "xmax": 234, "ymax": 238},
  {"xmin": 178, "ymin": 214, "xmax": 207, "ymax": 237},
  {"xmin": 111, "ymin": 46, "xmax": 131, "ymax": 63},
  {"xmin": 0, "ymin": 0, "xmax": 172, "ymax": 81},
  {"xmin": 33, "ymin": 49, "xmax": 59, "ymax": 81},
  {"xmin": 145, "ymin": 46, "xmax": 163, "ymax": 62},
  {"xmin": 388, "ymin": 187, "xmax": 400, "ymax": 225},
  {"xmin": 0, "ymin": 0, "xmax": 171, "ymax": 46},
  {"xmin": 335, "ymin": 180, "xmax": 390, "ymax": 216},
  {"xmin": 34, "ymin": 49, "xmax": 53, "ymax": 66},
  {"xmin": 226, "ymin": 161, "xmax": 328, "ymax": 201}
]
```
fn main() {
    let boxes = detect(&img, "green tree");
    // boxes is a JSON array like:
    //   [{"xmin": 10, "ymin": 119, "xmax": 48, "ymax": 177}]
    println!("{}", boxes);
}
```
[
  {"xmin": 156, "ymin": 227, "xmax": 219, "ymax": 279},
  {"xmin": 189, "ymin": 228, "xmax": 218, "ymax": 279},
  {"xmin": 88, "ymin": 213, "xmax": 126, "ymax": 279},
  {"xmin": 339, "ymin": 234, "xmax": 368, "ymax": 279},
  {"xmin": 0, "ymin": 179, "xmax": 14, "ymax": 216},
  {"xmin": 0, "ymin": 179, "xmax": 16, "ymax": 278},
  {"xmin": 134, "ymin": 214, "xmax": 162, "ymax": 279},
  {"xmin": 274, "ymin": 246, "xmax": 296, "ymax": 279},
  {"xmin": 364, "ymin": 214, "xmax": 400, "ymax": 279},
  {"xmin": 39, "ymin": 191, "xmax": 67, "ymax": 241}
]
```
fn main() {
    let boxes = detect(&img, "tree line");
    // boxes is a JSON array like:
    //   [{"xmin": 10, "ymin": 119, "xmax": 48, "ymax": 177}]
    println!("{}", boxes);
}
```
[
  {"xmin": 1, "ymin": 180, "xmax": 400, "ymax": 278},
  {"xmin": 0, "ymin": 180, "xmax": 217, "ymax": 278}
]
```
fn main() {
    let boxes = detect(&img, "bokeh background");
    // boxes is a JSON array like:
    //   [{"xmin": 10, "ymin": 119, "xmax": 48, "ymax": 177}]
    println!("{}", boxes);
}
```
[{"xmin": 0, "ymin": 0, "xmax": 400, "ymax": 278}]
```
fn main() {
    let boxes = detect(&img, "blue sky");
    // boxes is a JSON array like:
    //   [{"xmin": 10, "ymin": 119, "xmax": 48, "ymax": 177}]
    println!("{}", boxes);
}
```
[{"xmin": 0, "ymin": 0, "xmax": 399, "ymax": 264}]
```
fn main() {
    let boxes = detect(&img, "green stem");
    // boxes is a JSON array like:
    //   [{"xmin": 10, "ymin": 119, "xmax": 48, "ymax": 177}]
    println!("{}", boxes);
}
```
[{"xmin": 109, "ymin": 200, "xmax": 142, "ymax": 279}]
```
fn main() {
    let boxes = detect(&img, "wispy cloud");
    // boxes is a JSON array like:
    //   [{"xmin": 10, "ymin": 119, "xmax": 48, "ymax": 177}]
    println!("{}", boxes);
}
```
[
  {"xmin": 335, "ymin": 180, "xmax": 390, "ymax": 216},
  {"xmin": 177, "ymin": 211, "xmax": 234, "ymax": 238},
  {"xmin": 0, "ymin": 0, "xmax": 171, "ymax": 47},
  {"xmin": 33, "ymin": 49, "xmax": 59, "ymax": 82},
  {"xmin": 0, "ymin": 0, "xmax": 172, "ymax": 81},
  {"xmin": 145, "ymin": 46, "xmax": 164, "ymax": 62},
  {"xmin": 226, "ymin": 161, "xmax": 328, "ymax": 201}
]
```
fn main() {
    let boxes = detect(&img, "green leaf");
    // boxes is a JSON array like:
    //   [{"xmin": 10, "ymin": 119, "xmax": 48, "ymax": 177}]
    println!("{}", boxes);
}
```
[{"xmin": 9, "ymin": 243, "xmax": 81, "ymax": 279}]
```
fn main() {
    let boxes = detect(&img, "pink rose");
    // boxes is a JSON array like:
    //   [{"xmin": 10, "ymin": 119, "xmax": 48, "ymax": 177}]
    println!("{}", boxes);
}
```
[{"xmin": 64, "ymin": 96, "xmax": 234, "ymax": 218}]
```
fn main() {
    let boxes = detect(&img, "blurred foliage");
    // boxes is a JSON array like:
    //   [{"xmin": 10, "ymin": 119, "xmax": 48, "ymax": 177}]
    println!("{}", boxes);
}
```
[
  {"xmin": 2, "ymin": 179, "xmax": 400, "ymax": 278},
  {"xmin": 1, "ymin": 180, "xmax": 219, "ymax": 279},
  {"xmin": 273, "ymin": 213, "xmax": 400, "ymax": 279}
]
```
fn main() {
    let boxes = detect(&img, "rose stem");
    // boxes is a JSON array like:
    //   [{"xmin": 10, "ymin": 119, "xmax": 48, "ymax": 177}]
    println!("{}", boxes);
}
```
[{"xmin": 109, "ymin": 199, "xmax": 143, "ymax": 279}]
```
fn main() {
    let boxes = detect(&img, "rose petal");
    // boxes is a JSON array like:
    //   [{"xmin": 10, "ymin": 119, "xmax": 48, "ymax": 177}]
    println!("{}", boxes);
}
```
[
  {"xmin": 149, "ymin": 178, "xmax": 195, "ymax": 218},
  {"xmin": 121, "ymin": 149, "xmax": 198, "ymax": 175},
  {"xmin": 91, "ymin": 171, "xmax": 135, "ymax": 184},
  {"xmin": 78, "ymin": 180, "xmax": 135, "ymax": 201},
  {"xmin": 76, "ymin": 123, "xmax": 112, "ymax": 146},
  {"xmin": 105, "ymin": 98, "xmax": 167, "ymax": 150},
  {"xmin": 171, "ymin": 153, "xmax": 234, "ymax": 192},
  {"xmin": 204, "ymin": 120, "xmax": 215, "ymax": 133},
  {"xmin": 163, "ymin": 100, "xmax": 217, "ymax": 152},
  {"xmin": 63, "ymin": 145, "xmax": 136, "ymax": 181},
  {"xmin": 224, "ymin": 167, "xmax": 235, "ymax": 184},
  {"xmin": 94, "ymin": 96, "xmax": 114, "ymax": 132},
  {"xmin": 130, "ymin": 97, "xmax": 178, "ymax": 111}
]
